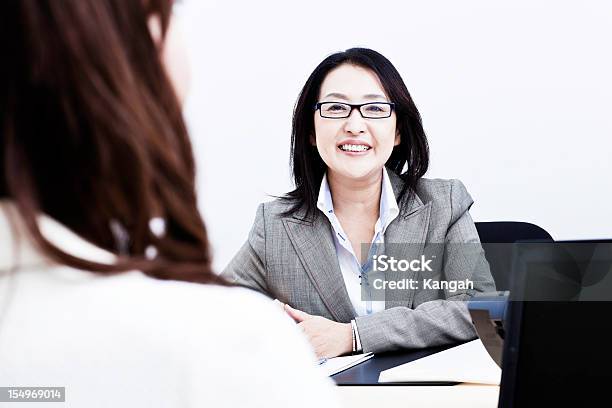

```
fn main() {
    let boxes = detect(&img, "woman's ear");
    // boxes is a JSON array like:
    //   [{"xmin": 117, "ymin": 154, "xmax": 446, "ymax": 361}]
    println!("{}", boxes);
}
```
[
  {"xmin": 147, "ymin": 14, "xmax": 163, "ymax": 46},
  {"xmin": 394, "ymin": 130, "xmax": 401, "ymax": 146},
  {"xmin": 148, "ymin": 13, "xmax": 191, "ymax": 106}
]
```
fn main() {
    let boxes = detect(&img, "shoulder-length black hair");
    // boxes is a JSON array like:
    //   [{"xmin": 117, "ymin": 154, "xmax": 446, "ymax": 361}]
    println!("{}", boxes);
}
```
[{"xmin": 282, "ymin": 47, "xmax": 429, "ymax": 220}]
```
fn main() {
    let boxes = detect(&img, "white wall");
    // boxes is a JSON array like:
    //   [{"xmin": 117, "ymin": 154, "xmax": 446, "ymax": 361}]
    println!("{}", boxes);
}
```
[{"xmin": 178, "ymin": 0, "xmax": 612, "ymax": 271}]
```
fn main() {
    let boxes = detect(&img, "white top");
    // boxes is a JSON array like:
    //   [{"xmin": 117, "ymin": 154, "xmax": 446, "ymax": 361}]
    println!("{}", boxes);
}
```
[
  {"xmin": 316, "ymin": 168, "xmax": 400, "ymax": 317},
  {"xmin": 0, "ymin": 202, "xmax": 340, "ymax": 407}
]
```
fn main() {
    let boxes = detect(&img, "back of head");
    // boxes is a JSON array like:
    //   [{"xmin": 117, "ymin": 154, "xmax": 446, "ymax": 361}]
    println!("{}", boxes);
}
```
[{"xmin": 0, "ymin": 0, "xmax": 222, "ymax": 284}]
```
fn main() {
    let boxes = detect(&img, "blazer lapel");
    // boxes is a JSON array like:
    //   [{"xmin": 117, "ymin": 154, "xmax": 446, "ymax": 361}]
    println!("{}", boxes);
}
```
[
  {"xmin": 383, "ymin": 172, "xmax": 432, "ymax": 309},
  {"xmin": 282, "ymin": 214, "xmax": 357, "ymax": 323}
]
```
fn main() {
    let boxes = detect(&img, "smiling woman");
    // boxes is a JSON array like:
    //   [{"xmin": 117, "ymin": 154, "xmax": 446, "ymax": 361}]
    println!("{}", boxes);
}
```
[{"xmin": 224, "ymin": 48, "xmax": 496, "ymax": 359}]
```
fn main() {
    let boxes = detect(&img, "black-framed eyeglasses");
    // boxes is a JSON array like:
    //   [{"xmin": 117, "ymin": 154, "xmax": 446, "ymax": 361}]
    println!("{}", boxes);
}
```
[{"xmin": 314, "ymin": 101, "xmax": 395, "ymax": 119}]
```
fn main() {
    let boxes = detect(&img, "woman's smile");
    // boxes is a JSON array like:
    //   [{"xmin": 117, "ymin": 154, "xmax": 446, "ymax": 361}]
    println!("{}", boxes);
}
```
[{"xmin": 337, "ymin": 140, "xmax": 372, "ymax": 155}]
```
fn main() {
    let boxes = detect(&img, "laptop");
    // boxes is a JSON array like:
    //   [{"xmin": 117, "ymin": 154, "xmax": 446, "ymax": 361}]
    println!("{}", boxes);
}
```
[{"xmin": 499, "ymin": 239, "xmax": 612, "ymax": 407}]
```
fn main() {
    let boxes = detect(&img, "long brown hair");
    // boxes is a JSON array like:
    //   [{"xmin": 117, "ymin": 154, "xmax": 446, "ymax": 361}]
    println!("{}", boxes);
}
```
[{"xmin": 0, "ymin": 0, "xmax": 226, "ymax": 284}]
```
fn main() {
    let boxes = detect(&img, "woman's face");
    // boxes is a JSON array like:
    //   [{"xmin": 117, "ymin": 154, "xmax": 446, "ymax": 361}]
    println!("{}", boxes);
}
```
[{"xmin": 313, "ymin": 63, "xmax": 399, "ymax": 182}]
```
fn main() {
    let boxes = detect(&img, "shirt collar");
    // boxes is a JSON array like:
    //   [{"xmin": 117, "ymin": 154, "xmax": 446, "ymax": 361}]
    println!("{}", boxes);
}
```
[
  {"xmin": 316, "ymin": 168, "xmax": 400, "ymax": 233},
  {"xmin": 380, "ymin": 167, "xmax": 400, "ymax": 232},
  {"xmin": 316, "ymin": 173, "xmax": 334, "ymax": 216}
]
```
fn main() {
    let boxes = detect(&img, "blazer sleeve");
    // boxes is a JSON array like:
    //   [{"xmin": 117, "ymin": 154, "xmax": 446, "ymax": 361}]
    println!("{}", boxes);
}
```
[
  {"xmin": 222, "ymin": 203, "xmax": 271, "ymax": 297},
  {"xmin": 354, "ymin": 179, "xmax": 497, "ymax": 353}
]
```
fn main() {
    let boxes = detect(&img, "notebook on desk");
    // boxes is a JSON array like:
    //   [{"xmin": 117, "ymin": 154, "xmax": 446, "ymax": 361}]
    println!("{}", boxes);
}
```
[
  {"xmin": 319, "ymin": 353, "xmax": 374, "ymax": 377},
  {"xmin": 378, "ymin": 339, "xmax": 501, "ymax": 385}
]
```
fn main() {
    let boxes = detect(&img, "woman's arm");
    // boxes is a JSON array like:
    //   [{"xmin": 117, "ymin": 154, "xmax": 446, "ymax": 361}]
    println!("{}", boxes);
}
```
[{"xmin": 355, "ymin": 179, "xmax": 496, "ymax": 353}]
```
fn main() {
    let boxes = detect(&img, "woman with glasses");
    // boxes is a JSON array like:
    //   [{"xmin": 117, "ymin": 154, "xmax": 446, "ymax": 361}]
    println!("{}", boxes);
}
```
[
  {"xmin": 0, "ymin": 1, "xmax": 340, "ymax": 406},
  {"xmin": 225, "ymin": 48, "xmax": 496, "ymax": 359}
]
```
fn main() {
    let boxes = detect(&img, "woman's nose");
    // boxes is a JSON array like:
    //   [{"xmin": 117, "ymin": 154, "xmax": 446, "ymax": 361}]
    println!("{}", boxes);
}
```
[{"xmin": 343, "ymin": 108, "xmax": 366, "ymax": 134}]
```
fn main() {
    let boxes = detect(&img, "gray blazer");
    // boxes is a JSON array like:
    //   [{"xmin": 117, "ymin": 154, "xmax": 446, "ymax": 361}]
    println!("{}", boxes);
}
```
[{"xmin": 223, "ymin": 172, "xmax": 496, "ymax": 353}]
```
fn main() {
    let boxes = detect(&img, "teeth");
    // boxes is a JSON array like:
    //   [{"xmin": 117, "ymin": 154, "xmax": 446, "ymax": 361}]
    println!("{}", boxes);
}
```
[{"xmin": 339, "ymin": 144, "xmax": 370, "ymax": 152}]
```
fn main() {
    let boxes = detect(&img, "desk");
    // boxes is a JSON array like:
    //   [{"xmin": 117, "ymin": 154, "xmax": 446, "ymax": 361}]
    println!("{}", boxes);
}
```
[
  {"xmin": 331, "ymin": 344, "xmax": 500, "ymax": 408},
  {"xmin": 332, "ymin": 343, "xmax": 458, "ymax": 385}
]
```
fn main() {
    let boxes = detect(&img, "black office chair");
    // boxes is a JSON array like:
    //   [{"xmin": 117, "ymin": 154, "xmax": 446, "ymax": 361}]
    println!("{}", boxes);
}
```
[{"xmin": 475, "ymin": 221, "xmax": 553, "ymax": 291}]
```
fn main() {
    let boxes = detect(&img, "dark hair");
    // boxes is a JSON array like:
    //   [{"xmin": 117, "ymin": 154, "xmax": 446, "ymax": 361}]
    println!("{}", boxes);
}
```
[
  {"xmin": 0, "ymin": 0, "xmax": 226, "ymax": 285},
  {"xmin": 283, "ymin": 48, "xmax": 429, "ymax": 220}
]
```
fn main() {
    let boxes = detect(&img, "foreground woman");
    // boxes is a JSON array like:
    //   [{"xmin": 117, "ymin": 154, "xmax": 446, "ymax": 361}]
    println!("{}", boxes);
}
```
[{"xmin": 0, "ymin": 1, "xmax": 338, "ymax": 406}]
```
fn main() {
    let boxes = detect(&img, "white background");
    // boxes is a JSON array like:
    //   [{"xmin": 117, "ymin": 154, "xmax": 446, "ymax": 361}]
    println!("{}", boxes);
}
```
[{"xmin": 178, "ymin": 0, "xmax": 611, "ymax": 271}]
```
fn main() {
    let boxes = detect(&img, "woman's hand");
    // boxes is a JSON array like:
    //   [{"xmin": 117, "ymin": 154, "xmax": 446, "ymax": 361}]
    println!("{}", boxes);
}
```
[{"xmin": 284, "ymin": 304, "xmax": 352, "ymax": 359}]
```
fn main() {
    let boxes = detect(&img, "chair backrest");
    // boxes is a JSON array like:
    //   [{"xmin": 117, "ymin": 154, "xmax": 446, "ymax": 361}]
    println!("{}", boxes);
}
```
[{"xmin": 475, "ymin": 221, "xmax": 553, "ymax": 291}]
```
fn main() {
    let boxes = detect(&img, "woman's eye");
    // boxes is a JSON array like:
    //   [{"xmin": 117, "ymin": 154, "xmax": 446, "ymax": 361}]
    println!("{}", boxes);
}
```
[
  {"xmin": 365, "ymin": 104, "xmax": 384, "ymax": 112},
  {"xmin": 327, "ymin": 104, "xmax": 348, "ymax": 112}
]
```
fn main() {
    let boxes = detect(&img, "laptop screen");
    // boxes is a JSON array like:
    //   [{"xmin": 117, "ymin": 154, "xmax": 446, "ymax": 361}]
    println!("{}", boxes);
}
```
[{"xmin": 499, "ymin": 240, "xmax": 612, "ymax": 407}]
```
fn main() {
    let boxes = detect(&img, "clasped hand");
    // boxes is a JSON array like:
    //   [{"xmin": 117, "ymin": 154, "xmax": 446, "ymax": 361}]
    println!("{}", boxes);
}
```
[{"xmin": 276, "ymin": 301, "xmax": 352, "ymax": 359}]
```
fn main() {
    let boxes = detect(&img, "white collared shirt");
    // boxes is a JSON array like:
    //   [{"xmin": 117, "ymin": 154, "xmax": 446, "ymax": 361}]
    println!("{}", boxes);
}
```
[{"xmin": 317, "ymin": 168, "xmax": 400, "ymax": 317}]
